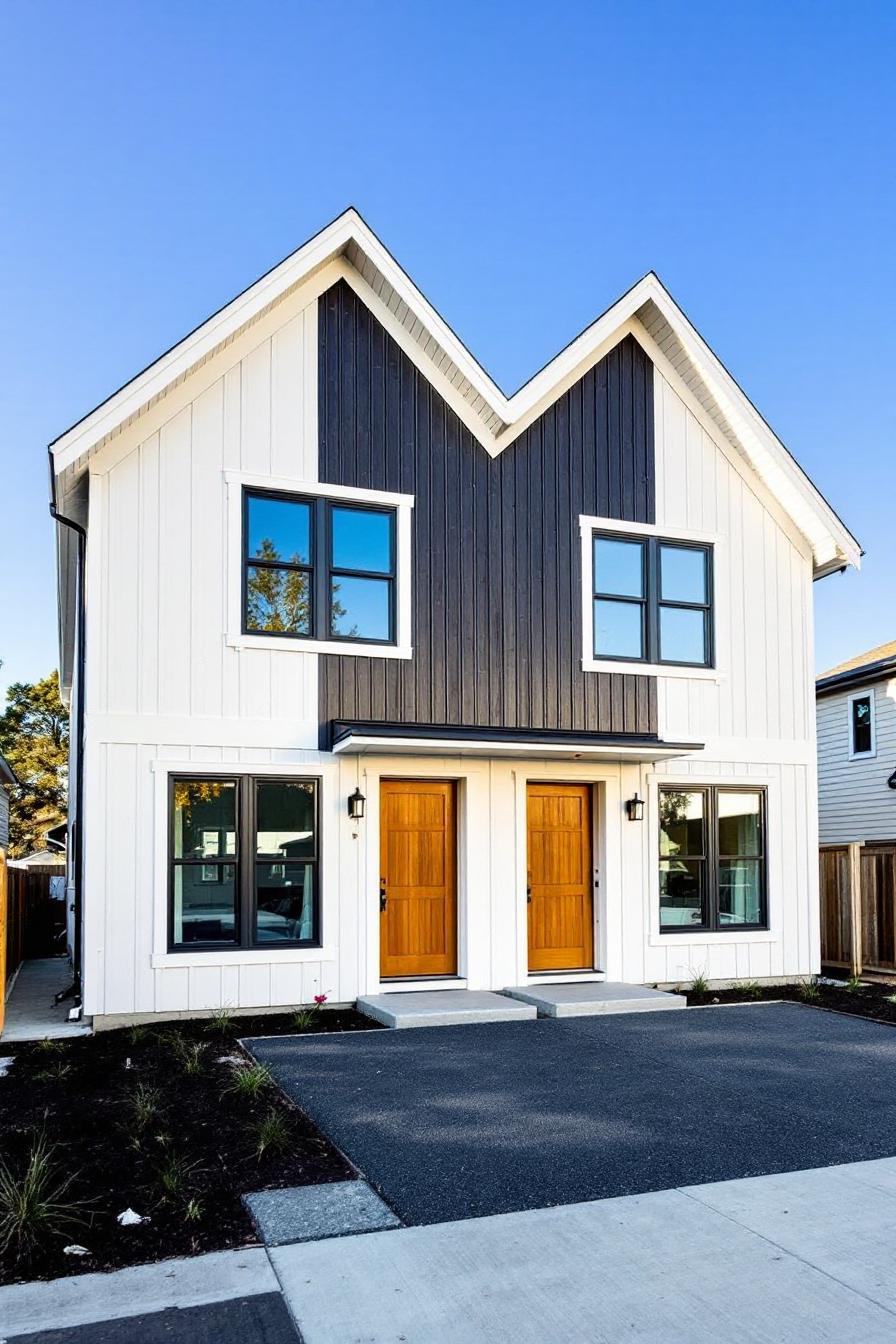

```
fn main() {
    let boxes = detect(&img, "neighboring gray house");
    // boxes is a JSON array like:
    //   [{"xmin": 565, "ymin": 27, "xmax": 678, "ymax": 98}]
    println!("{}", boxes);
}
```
[
  {"xmin": 0, "ymin": 751, "xmax": 16, "ymax": 853},
  {"xmin": 817, "ymin": 641, "xmax": 896, "ymax": 846}
]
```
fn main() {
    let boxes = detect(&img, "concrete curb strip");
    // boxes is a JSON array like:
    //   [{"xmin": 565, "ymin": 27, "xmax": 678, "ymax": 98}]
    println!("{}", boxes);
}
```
[{"xmin": 0, "ymin": 1247, "xmax": 277, "ymax": 1339}]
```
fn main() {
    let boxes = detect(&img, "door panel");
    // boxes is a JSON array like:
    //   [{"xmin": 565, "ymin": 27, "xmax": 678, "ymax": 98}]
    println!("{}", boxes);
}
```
[
  {"xmin": 380, "ymin": 780, "xmax": 457, "ymax": 978},
  {"xmin": 527, "ymin": 783, "xmax": 594, "ymax": 971}
]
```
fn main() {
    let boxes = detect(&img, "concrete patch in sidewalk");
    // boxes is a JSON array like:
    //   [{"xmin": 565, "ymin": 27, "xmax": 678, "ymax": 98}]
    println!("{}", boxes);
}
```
[{"xmin": 244, "ymin": 1180, "xmax": 401, "ymax": 1246}]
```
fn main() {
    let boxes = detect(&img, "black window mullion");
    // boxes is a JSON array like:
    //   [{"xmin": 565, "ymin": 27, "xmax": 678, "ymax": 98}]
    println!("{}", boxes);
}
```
[
  {"xmin": 314, "ymin": 501, "xmax": 328, "ymax": 641},
  {"xmin": 646, "ymin": 539, "xmax": 659, "ymax": 664},
  {"xmin": 241, "ymin": 777, "xmax": 252, "ymax": 948},
  {"xmin": 707, "ymin": 788, "xmax": 718, "ymax": 931}
]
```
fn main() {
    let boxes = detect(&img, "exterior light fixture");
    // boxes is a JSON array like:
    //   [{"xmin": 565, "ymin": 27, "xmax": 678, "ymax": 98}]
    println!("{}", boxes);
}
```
[
  {"xmin": 626, "ymin": 793, "xmax": 644, "ymax": 821},
  {"xmin": 347, "ymin": 787, "xmax": 366, "ymax": 820}
]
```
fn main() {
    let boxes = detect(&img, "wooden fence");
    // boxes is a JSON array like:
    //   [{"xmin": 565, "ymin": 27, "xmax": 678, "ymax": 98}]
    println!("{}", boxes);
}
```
[
  {"xmin": 3, "ymin": 864, "xmax": 67, "ymax": 990},
  {"xmin": 820, "ymin": 842, "xmax": 896, "ymax": 976}
]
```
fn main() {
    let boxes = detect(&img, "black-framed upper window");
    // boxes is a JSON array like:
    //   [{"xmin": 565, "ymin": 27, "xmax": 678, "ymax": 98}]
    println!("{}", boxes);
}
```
[
  {"xmin": 243, "ymin": 489, "xmax": 396, "ymax": 644},
  {"xmin": 659, "ymin": 786, "xmax": 766, "ymax": 932},
  {"xmin": 849, "ymin": 692, "xmax": 875, "ymax": 758},
  {"xmin": 169, "ymin": 776, "xmax": 320, "ymax": 951},
  {"xmin": 592, "ymin": 533, "xmax": 713, "ymax": 667}
]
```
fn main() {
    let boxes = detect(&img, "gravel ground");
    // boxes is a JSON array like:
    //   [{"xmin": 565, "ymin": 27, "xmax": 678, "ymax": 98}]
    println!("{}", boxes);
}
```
[{"xmin": 248, "ymin": 1002, "xmax": 896, "ymax": 1225}]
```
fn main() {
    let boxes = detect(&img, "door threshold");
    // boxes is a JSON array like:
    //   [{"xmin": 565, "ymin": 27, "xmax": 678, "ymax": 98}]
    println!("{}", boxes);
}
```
[
  {"xmin": 525, "ymin": 970, "xmax": 606, "ymax": 984},
  {"xmin": 378, "ymin": 977, "xmax": 468, "ymax": 994}
]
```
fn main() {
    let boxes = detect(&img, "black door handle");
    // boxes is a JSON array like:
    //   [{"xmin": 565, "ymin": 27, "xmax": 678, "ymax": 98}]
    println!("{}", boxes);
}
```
[{"xmin": 379, "ymin": 878, "xmax": 387, "ymax": 912}]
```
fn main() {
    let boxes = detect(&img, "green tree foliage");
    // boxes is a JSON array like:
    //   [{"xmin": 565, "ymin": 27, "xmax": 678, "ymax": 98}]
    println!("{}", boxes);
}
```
[
  {"xmin": 245, "ymin": 538, "xmax": 356, "ymax": 636},
  {"xmin": 0, "ymin": 671, "xmax": 69, "ymax": 858},
  {"xmin": 246, "ymin": 540, "xmax": 311, "ymax": 633}
]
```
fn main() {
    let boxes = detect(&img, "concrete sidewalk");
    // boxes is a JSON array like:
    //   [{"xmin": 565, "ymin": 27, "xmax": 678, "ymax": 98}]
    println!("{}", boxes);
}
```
[{"xmin": 5, "ymin": 1158, "xmax": 896, "ymax": 1342}]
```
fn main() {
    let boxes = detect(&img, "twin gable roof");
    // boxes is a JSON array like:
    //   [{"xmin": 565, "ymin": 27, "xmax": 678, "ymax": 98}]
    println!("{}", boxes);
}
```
[{"xmin": 50, "ymin": 207, "xmax": 860, "ymax": 576}]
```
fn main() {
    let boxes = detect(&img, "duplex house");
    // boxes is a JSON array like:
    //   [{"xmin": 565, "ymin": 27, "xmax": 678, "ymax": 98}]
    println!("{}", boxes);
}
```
[{"xmin": 50, "ymin": 210, "xmax": 860, "ymax": 1026}]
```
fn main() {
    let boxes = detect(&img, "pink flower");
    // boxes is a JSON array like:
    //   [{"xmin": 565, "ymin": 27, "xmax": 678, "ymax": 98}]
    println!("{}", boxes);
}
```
[{"xmin": 314, "ymin": 994, "xmax": 328, "ymax": 1005}]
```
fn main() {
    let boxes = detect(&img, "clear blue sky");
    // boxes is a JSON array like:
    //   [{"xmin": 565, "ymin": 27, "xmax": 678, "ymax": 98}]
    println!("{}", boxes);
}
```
[{"xmin": 1, "ymin": 0, "xmax": 893, "ymax": 697}]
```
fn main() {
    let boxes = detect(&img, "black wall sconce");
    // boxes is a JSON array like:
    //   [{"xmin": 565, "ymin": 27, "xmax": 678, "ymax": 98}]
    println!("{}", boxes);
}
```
[
  {"xmin": 626, "ymin": 793, "xmax": 644, "ymax": 821},
  {"xmin": 347, "ymin": 787, "xmax": 366, "ymax": 820}
]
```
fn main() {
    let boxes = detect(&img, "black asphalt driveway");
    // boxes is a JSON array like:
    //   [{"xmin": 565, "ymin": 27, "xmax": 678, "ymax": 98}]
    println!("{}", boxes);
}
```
[{"xmin": 247, "ymin": 1003, "xmax": 896, "ymax": 1225}]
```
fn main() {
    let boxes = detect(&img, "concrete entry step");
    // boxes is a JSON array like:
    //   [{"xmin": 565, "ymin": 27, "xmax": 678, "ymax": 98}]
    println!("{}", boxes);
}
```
[
  {"xmin": 502, "ymin": 981, "xmax": 687, "ymax": 1017},
  {"xmin": 356, "ymin": 990, "xmax": 538, "ymax": 1029}
]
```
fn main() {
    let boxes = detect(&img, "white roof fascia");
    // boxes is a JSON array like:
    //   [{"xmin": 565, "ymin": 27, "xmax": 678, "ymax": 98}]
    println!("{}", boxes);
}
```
[{"xmin": 48, "ymin": 211, "xmax": 860, "ymax": 573}]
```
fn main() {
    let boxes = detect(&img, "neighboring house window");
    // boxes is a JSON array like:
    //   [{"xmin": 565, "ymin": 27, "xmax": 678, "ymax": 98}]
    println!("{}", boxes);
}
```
[
  {"xmin": 659, "ymin": 786, "xmax": 766, "ymax": 932},
  {"xmin": 592, "ymin": 533, "xmax": 713, "ymax": 666},
  {"xmin": 848, "ymin": 691, "xmax": 875, "ymax": 759},
  {"xmin": 169, "ymin": 776, "xmax": 319, "ymax": 951},
  {"xmin": 243, "ymin": 489, "xmax": 396, "ymax": 644}
]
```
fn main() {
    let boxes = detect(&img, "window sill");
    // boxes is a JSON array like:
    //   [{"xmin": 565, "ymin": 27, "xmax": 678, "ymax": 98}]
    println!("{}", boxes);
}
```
[
  {"xmin": 151, "ymin": 947, "xmax": 337, "ymax": 968},
  {"xmin": 582, "ymin": 658, "xmax": 723, "ymax": 681},
  {"xmin": 226, "ymin": 634, "xmax": 413, "ymax": 660},
  {"xmin": 648, "ymin": 931, "xmax": 775, "ymax": 947}
]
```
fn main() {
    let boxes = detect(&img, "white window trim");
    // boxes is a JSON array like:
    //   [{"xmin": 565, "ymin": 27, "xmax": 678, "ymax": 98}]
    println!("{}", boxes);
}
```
[
  {"xmin": 847, "ymin": 689, "xmax": 877, "ymax": 760},
  {"xmin": 578, "ymin": 515, "xmax": 724, "ymax": 681},
  {"xmin": 645, "ymin": 771, "xmax": 777, "ymax": 946},
  {"xmin": 225, "ymin": 471, "xmax": 414, "ymax": 658},
  {"xmin": 151, "ymin": 759, "xmax": 336, "ymax": 966}
]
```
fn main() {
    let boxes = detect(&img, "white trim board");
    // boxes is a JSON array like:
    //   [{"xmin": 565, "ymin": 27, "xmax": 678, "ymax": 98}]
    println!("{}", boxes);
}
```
[{"xmin": 50, "ymin": 207, "xmax": 859, "ymax": 575}]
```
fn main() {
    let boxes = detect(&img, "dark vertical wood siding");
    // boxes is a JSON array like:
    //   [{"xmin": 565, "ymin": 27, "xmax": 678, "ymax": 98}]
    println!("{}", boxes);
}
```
[{"xmin": 318, "ymin": 279, "xmax": 656, "ymax": 743}]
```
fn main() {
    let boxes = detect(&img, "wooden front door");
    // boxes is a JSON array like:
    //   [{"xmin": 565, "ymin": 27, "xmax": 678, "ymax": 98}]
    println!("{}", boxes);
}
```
[
  {"xmin": 527, "ymin": 783, "xmax": 594, "ymax": 971},
  {"xmin": 380, "ymin": 780, "xmax": 457, "ymax": 978}
]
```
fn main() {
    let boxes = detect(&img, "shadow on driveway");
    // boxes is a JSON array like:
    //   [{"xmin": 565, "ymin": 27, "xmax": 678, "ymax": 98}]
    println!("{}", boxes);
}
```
[{"xmin": 246, "ymin": 1003, "xmax": 896, "ymax": 1225}]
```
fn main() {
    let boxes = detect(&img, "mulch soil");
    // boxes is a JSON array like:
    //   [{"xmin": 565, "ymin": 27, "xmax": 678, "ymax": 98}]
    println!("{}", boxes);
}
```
[
  {"xmin": 4, "ymin": 980, "xmax": 895, "ymax": 1286},
  {"xmin": 685, "ymin": 977, "xmax": 896, "ymax": 1025},
  {"xmin": 0, "ymin": 1007, "xmax": 378, "ymax": 1286}
]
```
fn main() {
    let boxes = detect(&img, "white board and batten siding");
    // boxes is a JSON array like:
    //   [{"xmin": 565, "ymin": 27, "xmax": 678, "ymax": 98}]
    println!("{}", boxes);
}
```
[
  {"xmin": 81, "ymin": 275, "xmax": 343, "ymax": 1021},
  {"xmin": 817, "ymin": 681, "xmax": 896, "ymax": 845},
  {"xmin": 618, "ymin": 362, "xmax": 819, "ymax": 987},
  {"xmin": 80, "ymin": 282, "xmax": 822, "ymax": 1020}
]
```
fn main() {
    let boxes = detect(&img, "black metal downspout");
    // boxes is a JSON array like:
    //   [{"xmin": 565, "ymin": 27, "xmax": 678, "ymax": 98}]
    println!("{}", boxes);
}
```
[{"xmin": 48, "ymin": 448, "xmax": 86, "ymax": 1007}]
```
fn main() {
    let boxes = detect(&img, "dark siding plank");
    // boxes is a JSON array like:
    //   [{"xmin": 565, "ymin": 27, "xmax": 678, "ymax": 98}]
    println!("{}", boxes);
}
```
[{"xmin": 317, "ymin": 280, "xmax": 656, "ymax": 742}]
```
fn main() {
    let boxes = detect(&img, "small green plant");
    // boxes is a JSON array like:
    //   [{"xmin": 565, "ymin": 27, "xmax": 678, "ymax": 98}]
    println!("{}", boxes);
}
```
[
  {"xmin": 253, "ymin": 1108, "xmax": 290, "ymax": 1160},
  {"xmin": 124, "ymin": 1083, "xmax": 164, "ymax": 1132},
  {"xmin": 184, "ymin": 1197, "xmax": 204, "ymax": 1223},
  {"xmin": 0, "ymin": 1134, "xmax": 85, "ymax": 1257},
  {"xmin": 845, "ymin": 975, "xmax": 864, "ymax": 993},
  {"xmin": 127, "ymin": 1024, "xmax": 148, "ymax": 1045},
  {"xmin": 33, "ymin": 1061, "xmax": 72, "ymax": 1084},
  {"xmin": 181, "ymin": 1043, "xmax": 206, "ymax": 1075},
  {"xmin": 224, "ymin": 1062, "xmax": 273, "ymax": 1101},
  {"xmin": 205, "ymin": 1006, "xmax": 235, "ymax": 1036},
  {"xmin": 156, "ymin": 1152, "xmax": 200, "ymax": 1200},
  {"xmin": 292, "ymin": 993, "xmax": 328, "ymax": 1031},
  {"xmin": 34, "ymin": 1038, "xmax": 62, "ymax": 1054},
  {"xmin": 689, "ymin": 970, "xmax": 710, "ymax": 997},
  {"xmin": 741, "ymin": 980, "xmax": 763, "ymax": 1000},
  {"xmin": 166, "ymin": 1033, "xmax": 206, "ymax": 1075},
  {"xmin": 797, "ymin": 978, "xmax": 821, "ymax": 1003}
]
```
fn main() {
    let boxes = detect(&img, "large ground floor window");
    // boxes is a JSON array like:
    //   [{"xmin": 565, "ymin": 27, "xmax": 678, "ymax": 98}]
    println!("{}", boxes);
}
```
[
  {"xmin": 658, "ymin": 785, "xmax": 767, "ymax": 932},
  {"xmin": 169, "ymin": 775, "xmax": 320, "ymax": 951}
]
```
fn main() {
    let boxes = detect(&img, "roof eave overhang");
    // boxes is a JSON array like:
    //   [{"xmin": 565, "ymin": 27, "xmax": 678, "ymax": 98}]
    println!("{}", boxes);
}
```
[
  {"xmin": 47, "ymin": 208, "xmax": 861, "ymax": 579},
  {"xmin": 816, "ymin": 658, "xmax": 896, "ymax": 698},
  {"xmin": 331, "ymin": 724, "xmax": 703, "ymax": 762}
]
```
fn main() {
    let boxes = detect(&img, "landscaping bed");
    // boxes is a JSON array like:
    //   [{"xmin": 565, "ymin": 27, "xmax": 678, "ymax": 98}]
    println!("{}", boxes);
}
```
[
  {"xmin": 682, "ymin": 976, "xmax": 896, "ymax": 1025},
  {"xmin": 0, "ymin": 1005, "xmax": 377, "ymax": 1285}
]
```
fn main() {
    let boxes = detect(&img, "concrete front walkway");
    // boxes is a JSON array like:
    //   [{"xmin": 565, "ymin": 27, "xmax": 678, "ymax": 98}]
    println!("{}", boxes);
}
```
[
  {"xmin": 6, "ymin": 1159, "xmax": 896, "ymax": 1342},
  {"xmin": 1, "ymin": 958, "xmax": 90, "ymax": 1043}
]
